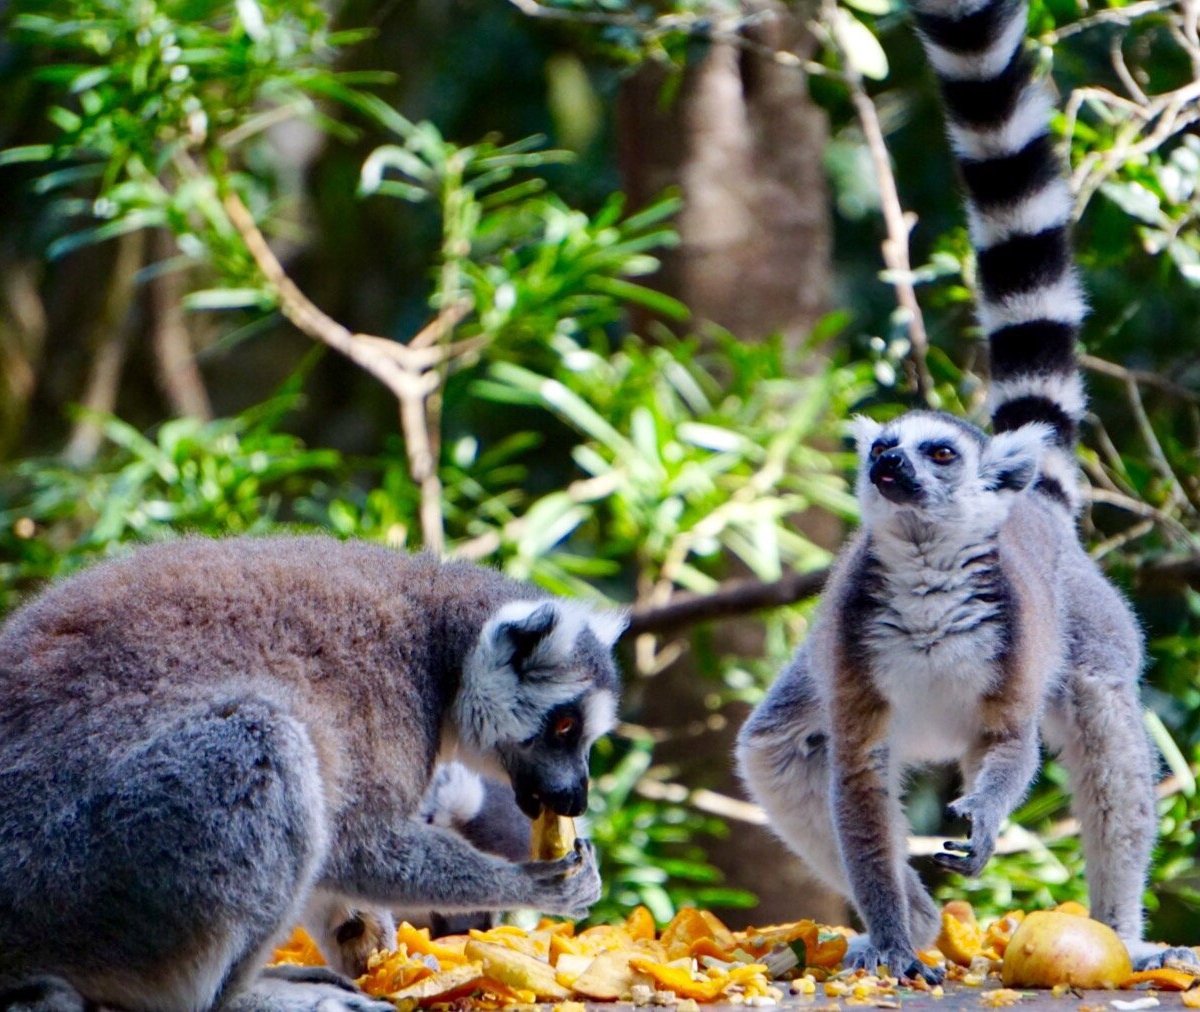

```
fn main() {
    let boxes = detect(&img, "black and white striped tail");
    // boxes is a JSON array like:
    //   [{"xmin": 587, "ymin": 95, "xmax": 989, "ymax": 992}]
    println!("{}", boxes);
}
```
[{"xmin": 912, "ymin": 0, "xmax": 1084, "ymax": 510}]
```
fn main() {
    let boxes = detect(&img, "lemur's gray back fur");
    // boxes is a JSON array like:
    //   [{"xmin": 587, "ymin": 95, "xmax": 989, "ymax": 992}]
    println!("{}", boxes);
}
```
[
  {"xmin": 0, "ymin": 536, "xmax": 623, "ymax": 1011},
  {"xmin": 737, "ymin": 0, "xmax": 1184, "ymax": 983}
]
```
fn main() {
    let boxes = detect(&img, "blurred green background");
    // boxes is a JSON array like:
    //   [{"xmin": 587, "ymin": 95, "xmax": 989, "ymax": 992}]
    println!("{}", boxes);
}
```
[{"xmin": 1, "ymin": 0, "xmax": 1198, "ymax": 941}]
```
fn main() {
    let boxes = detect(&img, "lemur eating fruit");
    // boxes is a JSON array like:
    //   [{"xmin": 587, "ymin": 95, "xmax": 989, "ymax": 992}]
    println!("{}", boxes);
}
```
[{"xmin": 0, "ymin": 536, "xmax": 625, "ymax": 1012}]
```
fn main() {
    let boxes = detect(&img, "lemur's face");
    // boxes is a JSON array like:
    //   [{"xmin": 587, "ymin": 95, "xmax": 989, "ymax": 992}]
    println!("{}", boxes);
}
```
[
  {"xmin": 852, "ymin": 411, "xmax": 1050, "ymax": 527},
  {"xmin": 452, "ymin": 600, "xmax": 625, "ymax": 819}
]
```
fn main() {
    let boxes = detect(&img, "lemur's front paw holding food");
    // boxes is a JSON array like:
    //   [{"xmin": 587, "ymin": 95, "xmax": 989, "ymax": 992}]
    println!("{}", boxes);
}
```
[{"xmin": 524, "ymin": 839, "xmax": 601, "ymax": 918}]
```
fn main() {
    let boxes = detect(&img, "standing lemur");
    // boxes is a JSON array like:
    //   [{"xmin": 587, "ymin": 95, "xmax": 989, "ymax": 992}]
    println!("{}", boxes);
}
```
[
  {"xmin": 738, "ymin": 0, "xmax": 1190, "ymax": 982},
  {"xmin": 0, "ymin": 536, "xmax": 625, "ymax": 1012}
]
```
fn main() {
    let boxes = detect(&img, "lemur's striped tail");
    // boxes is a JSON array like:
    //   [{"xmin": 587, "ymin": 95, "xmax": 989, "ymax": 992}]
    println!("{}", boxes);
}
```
[{"xmin": 911, "ymin": 0, "xmax": 1084, "ymax": 509}]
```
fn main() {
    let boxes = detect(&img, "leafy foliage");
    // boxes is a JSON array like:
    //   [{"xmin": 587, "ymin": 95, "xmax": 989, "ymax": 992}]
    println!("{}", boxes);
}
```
[
  {"xmin": 0, "ymin": 383, "xmax": 338, "ymax": 610},
  {"xmin": 2, "ymin": 0, "xmax": 1200, "ymax": 940}
]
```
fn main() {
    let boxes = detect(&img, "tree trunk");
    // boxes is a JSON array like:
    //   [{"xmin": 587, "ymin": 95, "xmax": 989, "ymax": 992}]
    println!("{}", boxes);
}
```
[{"xmin": 617, "ymin": 4, "xmax": 849, "ymax": 928}]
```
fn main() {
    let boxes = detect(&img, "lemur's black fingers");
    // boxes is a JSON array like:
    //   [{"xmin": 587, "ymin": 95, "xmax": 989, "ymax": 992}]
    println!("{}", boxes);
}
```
[
  {"xmin": 942, "ymin": 840, "xmax": 973, "ymax": 853},
  {"xmin": 933, "ymin": 851, "xmax": 972, "ymax": 873},
  {"xmin": 904, "ymin": 958, "xmax": 946, "ymax": 986}
]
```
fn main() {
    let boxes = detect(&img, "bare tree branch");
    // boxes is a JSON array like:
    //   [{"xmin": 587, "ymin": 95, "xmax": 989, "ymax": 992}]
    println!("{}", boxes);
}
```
[
  {"xmin": 222, "ymin": 189, "xmax": 477, "ymax": 555},
  {"xmin": 149, "ymin": 230, "xmax": 212, "ymax": 422},
  {"xmin": 627, "ymin": 567, "xmax": 829, "ymax": 636},
  {"xmin": 63, "ymin": 230, "xmax": 144, "ymax": 466}
]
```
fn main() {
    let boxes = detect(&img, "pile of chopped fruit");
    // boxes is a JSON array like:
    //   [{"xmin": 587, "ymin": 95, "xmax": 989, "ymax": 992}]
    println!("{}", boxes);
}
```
[
  {"xmin": 271, "ymin": 901, "xmax": 1200, "ymax": 1009},
  {"xmin": 272, "ymin": 907, "xmax": 846, "ymax": 1008}
]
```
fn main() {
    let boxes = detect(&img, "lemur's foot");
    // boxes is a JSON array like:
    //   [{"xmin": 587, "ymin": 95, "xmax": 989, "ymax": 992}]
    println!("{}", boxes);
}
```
[
  {"xmin": 845, "ymin": 934, "xmax": 945, "ymax": 985},
  {"xmin": 1126, "ymin": 940, "xmax": 1200, "ymax": 971},
  {"xmin": 326, "ymin": 907, "xmax": 396, "ymax": 977},
  {"xmin": 229, "ymin": 967, "xmax": 396, "ymax": 1012},
  {"xmin": 0, "ymin": 976, "xmax": 88, "ymax": 1012}
]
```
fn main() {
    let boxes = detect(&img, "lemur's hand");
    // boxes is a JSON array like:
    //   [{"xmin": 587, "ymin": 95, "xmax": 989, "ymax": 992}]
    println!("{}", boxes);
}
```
[
  {"xmin": 934, "ymin": 794, "xmax": 999, "ymax": 877},
  {"xmin": 522, "ymin": 839, "xmax": 601, "ymax": 919}
]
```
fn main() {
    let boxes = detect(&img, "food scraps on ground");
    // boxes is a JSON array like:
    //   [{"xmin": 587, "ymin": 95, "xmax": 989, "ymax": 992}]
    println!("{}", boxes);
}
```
[{"xmin": 269, "ymin": 899, "xmax": 1199, "ymax": 1009}]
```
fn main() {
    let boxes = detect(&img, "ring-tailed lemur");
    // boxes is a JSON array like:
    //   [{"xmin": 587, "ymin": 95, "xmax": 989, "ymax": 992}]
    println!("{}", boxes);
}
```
[
  {"xmin": 0, "ymin": 536, "xmax": 625, "ymax": 1012},
  {"xmin": 738, "ymin": 0, "xmax": 1188, "ymax": 981},
  {"xmin": 313, "ymin": 763, "xmax": 533, "ymax": 975}
]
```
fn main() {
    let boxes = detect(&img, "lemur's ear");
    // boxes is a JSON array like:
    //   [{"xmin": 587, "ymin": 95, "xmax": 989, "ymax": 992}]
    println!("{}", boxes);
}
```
[
  {"xmin": 849, "ymin": 415, "xmax": 884, "ymax": 454},
  {"xmin": 980, "ymin": 424, "xmax": 1052, "ymax": 493},
  {"xmin": 494, "ymin": 602, "xmax": 558, "ymax": 675},
  {"xmin": 587, "ymin": 608, "xmax": 630, "ymax": 648}
]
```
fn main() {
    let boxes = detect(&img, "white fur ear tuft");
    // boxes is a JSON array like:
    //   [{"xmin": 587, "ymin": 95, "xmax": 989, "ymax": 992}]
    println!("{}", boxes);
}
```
[
  {"xmin": 588, "ymin": 608, "xmax": 630, "ymax": 648},
  {"xmin": 487, "ymin": 599, "xmax": 560, "ymax": 674},
  {"xmin": 849, "ymin": 415, "xmax": 884, "ymax": 453},
  {"xmin": 980, "ymin": 423, "xmax": 1052, "ymax": 493}
]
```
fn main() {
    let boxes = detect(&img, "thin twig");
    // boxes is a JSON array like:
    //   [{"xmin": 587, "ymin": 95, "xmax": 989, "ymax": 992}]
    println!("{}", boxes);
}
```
[
  {"xmin": 1110, "ymin": 33, "xmax": 1149, "ymax": 107},
  {"xmin": 63, "ymin": 230, "xmax": 144, "ymax": 466},
  {"xmin": 1081, "ymin": 353, "xmax": 1199, "ymax": 402},
  {"xmin": 1124, "ymin": 373, "xmax": 1193, "ymax": 516},
  {"xmin": 822, "ymin": 0, "xmax": 933, "ymax": 403},
  {"xmin": 1089, "ymin": 487, "xmax": 1196, "ymax": 542},
  {"xmin": 1041, "ymin": 0, "xmax": 1175, "ymax": 43},
  {"xmin": 1090, "ymin": 517, "xmax": 1154, "ymax": 560}
]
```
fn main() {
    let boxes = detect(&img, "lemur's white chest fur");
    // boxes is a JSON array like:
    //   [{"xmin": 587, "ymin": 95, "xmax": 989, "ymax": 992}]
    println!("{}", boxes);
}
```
[{"xmin": 864, "ymin": 524, "xmax": 1006, "ymax": 764}]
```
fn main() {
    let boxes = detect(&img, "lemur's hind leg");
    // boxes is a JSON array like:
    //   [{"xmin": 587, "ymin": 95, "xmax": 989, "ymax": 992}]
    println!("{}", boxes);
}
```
[
  {"xmin": 0, "ymin": 695, "xmax": 360, "ymax": 1012},
  {"xmin": 304, "ymin": 891, "xmax": 396, "ymax": 978},
  {"xmin": 737, "ymin": 657, "xmax": 937, "ymax": 949},
  {"xmin": 901, "ymin": 868, "xmax": 941, "ymax": 950},
  {"xmin": 737, "ymin": 656, "xmax": 852, "ymax": 894},
  {"xmin": 1049, "ymin": 660, "xmax": 1154, "ymax": 946}
]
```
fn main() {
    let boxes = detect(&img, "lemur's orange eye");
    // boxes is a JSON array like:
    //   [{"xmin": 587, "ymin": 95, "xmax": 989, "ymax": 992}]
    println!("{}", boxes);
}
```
[
  {"xmin": 553, "ymin": 715, "xmax": 578, "ymax": 740},
  {"xmin": 870, "ymin": 442, "xmax": 887, "ymax": 459},
  {"xmin": 929, "ymin": 445, "xmax": 957, "ymax": 463}
]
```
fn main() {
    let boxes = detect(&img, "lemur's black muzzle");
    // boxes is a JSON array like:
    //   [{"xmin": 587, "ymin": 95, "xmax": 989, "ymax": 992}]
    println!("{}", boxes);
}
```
[
  {"xmin": 870, "ymin": 450, "xmax": 921, "ymax": 504},
  {"xmin": 511, "ymin": 763, "xmax": 589, "ymax": 819}
]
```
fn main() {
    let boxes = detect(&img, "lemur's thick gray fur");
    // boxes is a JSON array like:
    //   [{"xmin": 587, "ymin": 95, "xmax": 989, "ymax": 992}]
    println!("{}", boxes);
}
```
[
  {"xmin": 315, "ymin": 763, "xmax": 532, "ymax": 975},
  {"xmin": 738, "ymin": 0, "xmax": 1180, "ymax": 981},
  {"xmin": 0, "ymin": 536, "xmax": 624, "ymax": 1012}
]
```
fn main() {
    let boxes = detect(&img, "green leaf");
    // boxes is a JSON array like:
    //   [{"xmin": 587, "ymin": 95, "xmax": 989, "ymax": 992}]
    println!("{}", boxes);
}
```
[
  {"xmin": 843, "ymin": 0, "xmax": 892, "ymax": 15},
  {"xmin": 47, "ymin": 210, "xmax": 165, "ymax": 259},
  {"xmin": 588, "ymin": 276, "xmax": 689, "ymax": 321},
  {"xmin": 840, "ymin": 13, "xmax": 890, "ymax": 80},
  {"xmin": 0, "ymin": 144, "xmax": 55, "ymax": 165},
  {"xmin": 183, "ymin": 288, "xmax": 275, "ymax": 311},
  {"xmin": 790, "ymin": 938, "xmax": 808, "ymax": 966}
]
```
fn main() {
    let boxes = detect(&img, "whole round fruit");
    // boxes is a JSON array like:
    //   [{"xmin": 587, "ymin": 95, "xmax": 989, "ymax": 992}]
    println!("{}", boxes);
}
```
[{"xmin": 1000, "ymin": 911, "xmax": 1132, "ymax": 989}]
